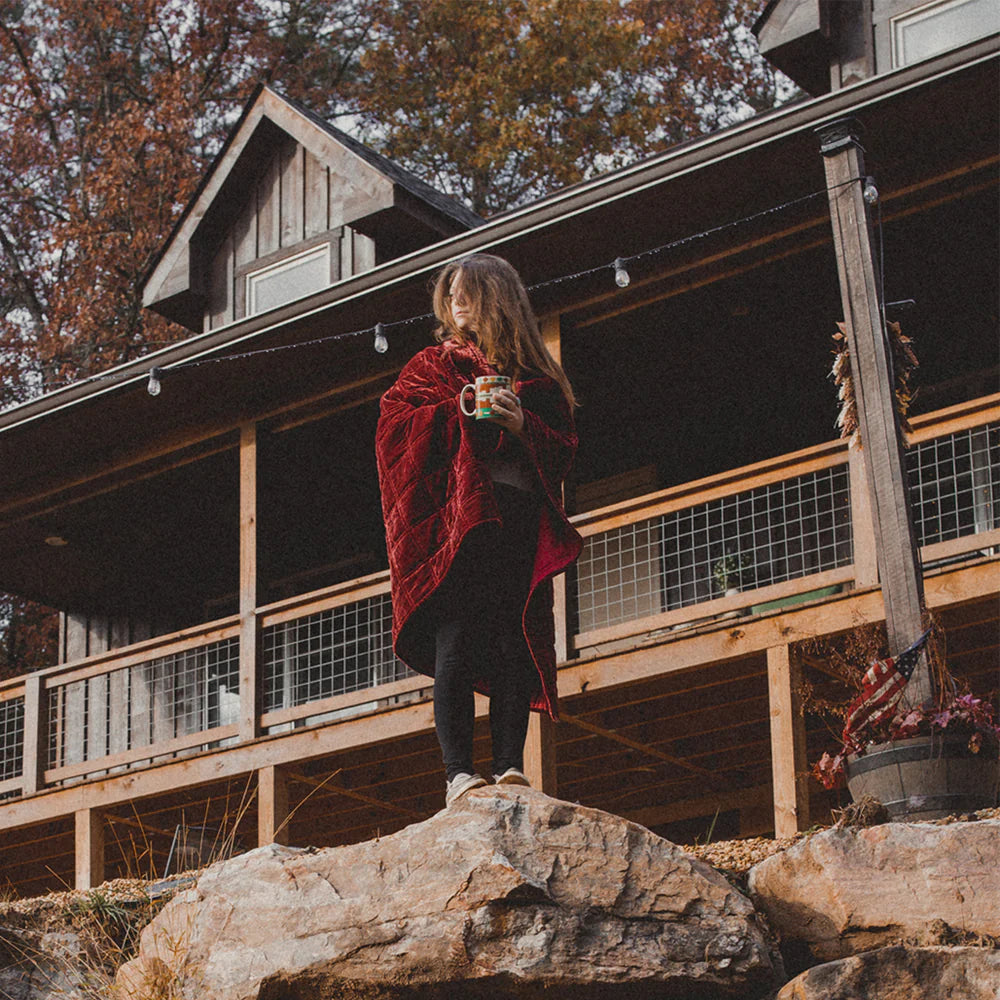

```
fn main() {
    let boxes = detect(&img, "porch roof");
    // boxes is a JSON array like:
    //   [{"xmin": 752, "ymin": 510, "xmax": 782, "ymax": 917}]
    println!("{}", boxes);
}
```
[{"xmin": 0, "ymin": 38, "xmax": 995, "ymax": 613}]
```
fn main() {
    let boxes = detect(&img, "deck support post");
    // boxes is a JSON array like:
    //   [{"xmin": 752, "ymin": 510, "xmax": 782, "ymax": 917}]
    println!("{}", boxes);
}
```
[
  {"xmin": 767, "ymin": 645, "xmax": 810, "ymax": 837},
  {"xmin": 258, "ymin": 764, "xmax": 291, "ymax": 846},
  {"xmin": 848, "ymin": 441, "xmax": 880, "ymax": 588},
  {"xmin": 239, "ymin": 423, "xmax": 262, "ymax": 742},
  {"xmin": 524, "ymin": 714, "xmax": 557, "ymax": 795},
  {"xmin": 818, "ymin": 119, "xmax": 930, "ymax": 707},
  {"xmin": 22, "ymin": 674, "xmax": 47, "ymax": 796},
  {"xmin": 75, "ymin": 807, "xmax": 105, "ymax": 890},
  {"xmin": 539, "ymin": 314, "xmax": 572, "ymax": 667}
]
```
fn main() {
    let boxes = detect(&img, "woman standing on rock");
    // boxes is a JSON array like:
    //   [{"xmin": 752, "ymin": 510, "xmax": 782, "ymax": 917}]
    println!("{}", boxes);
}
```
[{"xmin": 376, "ymin": 254, "xmax": 581, "ymax": 806}]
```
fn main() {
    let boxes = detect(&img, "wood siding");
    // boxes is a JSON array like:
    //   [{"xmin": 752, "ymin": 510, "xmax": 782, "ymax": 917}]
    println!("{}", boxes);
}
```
[{"xmin": 208, "ymin": 136, "xmax": 375, "ymax": 330}]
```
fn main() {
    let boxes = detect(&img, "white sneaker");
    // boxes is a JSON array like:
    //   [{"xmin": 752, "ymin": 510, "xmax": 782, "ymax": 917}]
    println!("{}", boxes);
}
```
[
  {"xmin": 493, "ymin": 767, "xmax": 530, "ymax": 786},
  {"xmin": 445, "ymin": 772, "xmax": 487, "ymax": 806}
]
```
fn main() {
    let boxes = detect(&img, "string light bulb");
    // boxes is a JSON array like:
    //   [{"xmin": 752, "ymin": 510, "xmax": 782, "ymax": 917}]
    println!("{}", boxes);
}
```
[
  {"xmin": 862, "ymin": 177, "xmax": 879, "ymax": 205},
  {"xmin": 613, "ymin": 258, "xmax": 631, "ymax": 288},
  {"xmin": 373, "ymin": 323, "xmax": 389, "ymax": 354},
  {"xmin": 147, "ymin": 367, "xmax": 163, "ymax": 397}
]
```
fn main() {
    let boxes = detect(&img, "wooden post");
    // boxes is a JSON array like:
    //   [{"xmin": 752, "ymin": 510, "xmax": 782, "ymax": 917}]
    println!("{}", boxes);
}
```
[
  {"xmin": 21, "ymin": 673, "xmax": 47, "ymax": 796},
  {"xmin": 75, "ymin": 808, "xmax": 105, "ymax": 890},
  {"xmin": 258, "ymin": 764, "xmax": 291, "ymax": 846},
  {"xmin": 524, "ymin": 713, "xmax": 557, "ymax": 795},
  {"xmin": 767, "ymin": 645, "xmax": 810, "ymax": 837},
  {"xmin": 552, "ymin": 573, "xmax": 569, "ymax": 665},
  {"xmin": 540, "ymin": 312, "xmax": 572, "ymax": 663},
  {"xmin": 848, "ymin": 441, "xmax": 880, "ymax": 589},
  {"xmin": 818, "ymin": 119, "xmax": 930, "ymax": 707},
  {"xmin": 540, "ymin": 313, "xmax": 562, "ymax": 365},
  {"xmin": 63, "ymin": 616, "xmax": 87, "ymax": 769},
  {"xmin": 239, "ymin": 423, "xmax": 262, "ymax": 742}
]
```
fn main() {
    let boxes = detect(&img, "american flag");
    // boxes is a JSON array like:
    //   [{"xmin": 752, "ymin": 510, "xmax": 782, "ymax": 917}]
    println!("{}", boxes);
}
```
[{"xmin": 842, "ymin": 629, "xmax": 932, "ymax": 743}]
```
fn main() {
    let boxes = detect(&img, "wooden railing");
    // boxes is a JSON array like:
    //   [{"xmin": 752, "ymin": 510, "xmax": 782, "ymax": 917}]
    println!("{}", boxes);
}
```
[
  {"xmin": 258, "ymin": 572, "xmax": 423, "ymax": 733},
  {"xmin": 0, "ymin": 679, "xmax": 25, "ymax": 799},
  {"xmin": 570, "ymin": 394, "xmax": 998, "ymax": 650},
  {"xmin": 0, "ymin": 394, "xmax": 996, "ymax": 799}
]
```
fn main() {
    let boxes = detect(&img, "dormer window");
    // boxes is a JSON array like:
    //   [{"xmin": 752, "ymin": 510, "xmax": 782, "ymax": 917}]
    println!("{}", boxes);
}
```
[
  {"xmin": 890, "ymin": 0, "xmax": 999, "ymax": 68},
  {"xmin": 246, "ymin": 242, "xmax": 332, "ymax": 316}
]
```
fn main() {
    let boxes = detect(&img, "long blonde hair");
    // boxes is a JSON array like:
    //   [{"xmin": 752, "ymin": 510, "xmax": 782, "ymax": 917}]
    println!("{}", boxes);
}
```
[{"xmin": 432, "ymin": 254, "xmax": 576, "ymax": 408}]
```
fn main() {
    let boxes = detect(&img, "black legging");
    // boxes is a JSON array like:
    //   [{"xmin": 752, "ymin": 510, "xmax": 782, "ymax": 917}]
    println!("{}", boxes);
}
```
[{"xmin": 433, "ymin": 484, "xmax": 540, "ymax": 780}]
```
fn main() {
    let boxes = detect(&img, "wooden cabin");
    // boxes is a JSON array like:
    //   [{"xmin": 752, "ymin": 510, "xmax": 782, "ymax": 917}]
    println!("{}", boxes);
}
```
[{"xmin": 0, "ymin": 10, "xmax": 997, "ymax": 895}]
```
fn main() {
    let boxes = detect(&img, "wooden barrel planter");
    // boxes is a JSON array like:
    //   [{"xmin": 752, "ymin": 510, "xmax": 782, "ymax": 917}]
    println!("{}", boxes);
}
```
[{"xmin": 846, "ymin": 733, "xmax": 1000, "ymax": 821}]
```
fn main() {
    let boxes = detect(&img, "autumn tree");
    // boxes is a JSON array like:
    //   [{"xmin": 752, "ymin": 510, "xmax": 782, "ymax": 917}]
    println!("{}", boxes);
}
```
[
  {"xmin": 349, "ymin": 0, "xmax": 791, "ymax": 215},
  {"xmin": 0, "ymin": 0, "xmax": 368, "ymax": 407},
  {"xmin": 0, "ymin": 0, "xmax": 788, "ymax": 677},
  {"xmin": 0, "ymin": 0, "xmax": 370, "ymax": 675},
  {"xmin": 0, "ymin": 0, "xmax": 786, "ymax": 405},
  {"xmin": 0, "ymin": 594, "xmax": 59, "ymax": 680}
]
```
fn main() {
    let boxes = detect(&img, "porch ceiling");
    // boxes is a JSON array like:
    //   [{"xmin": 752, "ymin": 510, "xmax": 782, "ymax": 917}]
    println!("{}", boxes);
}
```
[{"xmin": 0, "ymin": 44, "xmax": 995, "ymax": 615}]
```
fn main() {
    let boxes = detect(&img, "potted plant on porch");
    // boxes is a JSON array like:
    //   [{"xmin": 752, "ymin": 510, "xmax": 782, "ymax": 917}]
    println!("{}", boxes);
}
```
[{"xmin": 805, "ymin": 622, "xmax": 1000, "ymax": 820}]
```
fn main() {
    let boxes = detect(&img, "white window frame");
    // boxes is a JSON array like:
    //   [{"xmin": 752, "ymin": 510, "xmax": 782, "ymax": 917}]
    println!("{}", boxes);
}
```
[
  {"xmin": 245, "ymin": 242, "xmax": 331, "ymax": 316},
  {"xmin": 889, "ymin": 0, "xmax": 1000, "ymax": 68}
]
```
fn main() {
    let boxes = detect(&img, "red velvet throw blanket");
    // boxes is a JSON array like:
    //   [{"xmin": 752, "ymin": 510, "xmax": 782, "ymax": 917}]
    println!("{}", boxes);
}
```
[{"xmin": 376, "ymin": 341, "xmax": 582, "ymax": 719}]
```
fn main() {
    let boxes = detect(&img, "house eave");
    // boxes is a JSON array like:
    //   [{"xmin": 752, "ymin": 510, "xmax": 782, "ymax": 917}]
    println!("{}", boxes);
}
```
[{"xmin": 1, "ymin": 34, "xmax": 996, "ymax": 440}]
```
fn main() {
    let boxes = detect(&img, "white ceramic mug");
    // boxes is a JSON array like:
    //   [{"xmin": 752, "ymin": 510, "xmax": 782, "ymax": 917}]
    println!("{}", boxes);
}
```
[{"xmin": 459, "ymin": 374, "xmax": 511, "ymax": 420}]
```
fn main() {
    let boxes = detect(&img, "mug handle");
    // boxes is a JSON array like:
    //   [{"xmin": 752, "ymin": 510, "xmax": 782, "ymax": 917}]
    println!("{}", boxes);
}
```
[{"xmin": 459, "ymin": 383, "xmax": 477, "ymax": 416}]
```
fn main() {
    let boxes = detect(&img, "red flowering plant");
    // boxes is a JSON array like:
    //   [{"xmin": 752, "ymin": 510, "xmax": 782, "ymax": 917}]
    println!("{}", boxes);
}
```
[{"xmin": 801, "ymin": 621, "xmax": 1000, "ymax": 790}]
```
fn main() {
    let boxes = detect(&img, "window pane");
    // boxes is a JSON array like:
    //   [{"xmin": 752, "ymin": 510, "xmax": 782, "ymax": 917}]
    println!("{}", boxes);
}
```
[
  {"xmin": 248, "ymin": 244, "xmax": 330, "ymax": 315},
  {"xmin": 892, "ymin": 0, "xmax": 1000, "ymax": 67}
]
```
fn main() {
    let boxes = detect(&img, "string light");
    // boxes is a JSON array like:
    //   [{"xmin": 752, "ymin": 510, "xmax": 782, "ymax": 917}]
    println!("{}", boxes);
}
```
[
  {"xmin": 863, "ymin": 176, "xmax": 879, "ymax": 205},
  {"xmin": 613, "ymin": 258, "xmax": 631, "ymax": 288},
  {"xmin": 25, "ymin": 176, "xmax": 864, "ymax": 401}
]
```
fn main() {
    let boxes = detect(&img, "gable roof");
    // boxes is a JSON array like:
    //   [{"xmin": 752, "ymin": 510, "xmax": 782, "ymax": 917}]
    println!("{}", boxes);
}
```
[
  {"xmin": 142, "ymin": 84, "xmax": 482, "ymax": 330},
  {"xmin": 282, "ymin": 92, "xmax": 482, "ymax": 231},
  {"xmin": 753, "ymin": 0, "xmax": 833, "ymax": 97}
]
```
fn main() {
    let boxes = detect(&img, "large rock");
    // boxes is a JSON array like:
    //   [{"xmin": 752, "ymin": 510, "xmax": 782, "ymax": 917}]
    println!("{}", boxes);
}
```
[
  {"xmin": 748, "ymin": 819, "xmax": 1000, "ymax": 961},
  {"xmin": 0, "ymin": 918, "xmax": 93, "ymax": 1000},
  {"xmin": 116, "ymin": 787, "xmax": 777, "ymax": 999},
  {"xmin": 776, "ymin": 945, "xmax": 1000, "ymax": 999}
]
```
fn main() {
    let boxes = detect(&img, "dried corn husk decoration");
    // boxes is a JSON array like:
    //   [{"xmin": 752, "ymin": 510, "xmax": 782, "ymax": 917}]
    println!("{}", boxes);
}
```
[{"xmin": 831, "ymin": 319, "xmax": 918, "ymax": 447}]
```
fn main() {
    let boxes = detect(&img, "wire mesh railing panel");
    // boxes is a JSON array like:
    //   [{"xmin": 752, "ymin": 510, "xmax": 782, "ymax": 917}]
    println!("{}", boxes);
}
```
[
  {"xmin": 0, "ymin": 696, "xmax": 24, "ymax": 783},
  {"xmin": 263, "ymin": 591, "xmax": 411, "ymax": 716},
  {"xmin": 909, "ymin": 422, "xmax": 999, "ymax": 548},
  {"xmin": 574, "ymin": 465, "xmax": 853, "ymax": 633},
  {"xmin": 47, "ymin": 637, "xmax": 240, "ymax": 773}
]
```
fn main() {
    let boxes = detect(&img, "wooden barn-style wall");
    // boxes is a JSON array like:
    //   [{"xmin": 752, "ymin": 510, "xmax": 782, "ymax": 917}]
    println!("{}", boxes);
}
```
[{"xmin": 207, "ymin": 134, "xmax": 376, "ymax": 330}]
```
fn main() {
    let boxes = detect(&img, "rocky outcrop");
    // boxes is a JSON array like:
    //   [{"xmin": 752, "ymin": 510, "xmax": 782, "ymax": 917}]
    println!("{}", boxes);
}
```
[
  {"xmin": 776, "ymin": 946, "xmax": 1000, "ymax": 999},
  {"xmin": 116, "ymin": 787, "xmax": 778, "ymax": 999},
  {"xmin": 0, "ymin": 916, "xmax": 104, "ymax": 1000},
  {"xmin": 748, "ymin": 819, "xmax": 1000, "ymax": 961}
]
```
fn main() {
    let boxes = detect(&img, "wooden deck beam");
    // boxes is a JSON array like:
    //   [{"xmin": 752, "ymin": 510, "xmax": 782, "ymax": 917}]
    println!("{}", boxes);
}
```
[
  {"xmin": 819, "ymin": 121, "xmax": 929, "ymax": 704},
  {"xmin": 239, "ymin": 423, "xmax": 261, "ymax": 743},
  {"xmin": 766, "ymin": 645, "xmax": 810, "ymax": 837},
  {"xmin": 524, "ymin": 714, "xmax": 558, "ymax": 795},
  {"xmin": 258, "ymin": 764, "xmax": 291, "ymax": 846},
  {"xmin": 289, "ymin": 768, "xmax": 425, "ymax": 822},
  {"xmin": 0, "ymin": 561, "xmax": 994, "ymax": 850},
  {"xmin": 561, "ymin": 713, "xmax": 713, "ymax": 778},
  {"xmin": 75, "ymin": 808, "xmax": 105, "ymax": 890}
]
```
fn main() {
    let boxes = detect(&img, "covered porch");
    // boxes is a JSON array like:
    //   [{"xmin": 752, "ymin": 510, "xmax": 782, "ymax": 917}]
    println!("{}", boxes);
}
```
[{"xmin": 0, "ymin": 40, "xmax": 996, "ymax": 895}]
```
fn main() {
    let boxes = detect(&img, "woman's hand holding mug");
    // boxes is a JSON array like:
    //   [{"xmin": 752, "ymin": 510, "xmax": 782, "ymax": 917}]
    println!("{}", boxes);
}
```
[{"xmin": 460, "ymin": 375, "xmax": 523, "ymax": 436}]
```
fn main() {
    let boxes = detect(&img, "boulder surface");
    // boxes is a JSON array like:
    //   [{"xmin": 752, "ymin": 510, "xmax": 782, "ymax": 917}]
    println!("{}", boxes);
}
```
[
  {"xmin": 748, "ymin": 819, "xmax": 1000, "ymax": 961},
  {"xmin": 116, "ymin": 787, "xmax": 777, "ymax": 999},
  {"xmin": 776, "ymin": 945, "xmax": 1000, "ymax": 999}
]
